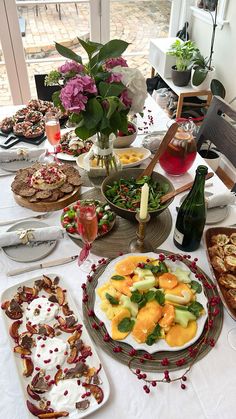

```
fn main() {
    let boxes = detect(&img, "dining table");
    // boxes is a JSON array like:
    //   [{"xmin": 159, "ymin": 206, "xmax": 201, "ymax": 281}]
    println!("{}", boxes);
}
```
[{"xmin": 0, "ymin": 95, "xmax": 236, "ymax": 419}]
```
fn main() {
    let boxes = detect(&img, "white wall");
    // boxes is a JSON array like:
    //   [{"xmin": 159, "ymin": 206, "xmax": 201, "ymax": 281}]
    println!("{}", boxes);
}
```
[{"xmin": 190, "ymin": 0, "xmax": 236, "ymax": 102}]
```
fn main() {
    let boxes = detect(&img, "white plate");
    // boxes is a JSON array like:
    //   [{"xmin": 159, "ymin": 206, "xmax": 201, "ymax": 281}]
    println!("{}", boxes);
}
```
[
  {"xmin": 57, "ymin": 152, "xmax": 78, "ymax": 162},
  {"xmin": 180, "ymin": 192, "xmax": 229, "ymax": 225},
  {"xmin": 2, "ymin": 220, "xmax": 57, "ymax": 263},
  {"xmin": 76, "ymin": 147, "xmax": 151, "ymax": 172},
  {"xmin": 1, "ymin": 274, "xmax": 110, "ymax": 419},
  {"xmin": 94, "ymin": 252, "xmax": 208, "ymax": 354}
]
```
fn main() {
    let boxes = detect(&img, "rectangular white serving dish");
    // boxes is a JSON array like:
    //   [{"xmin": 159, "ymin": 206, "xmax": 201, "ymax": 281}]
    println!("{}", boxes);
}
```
[{"xmin": 1, "ymin": 274, "xmax": 110, "ymax": 419}]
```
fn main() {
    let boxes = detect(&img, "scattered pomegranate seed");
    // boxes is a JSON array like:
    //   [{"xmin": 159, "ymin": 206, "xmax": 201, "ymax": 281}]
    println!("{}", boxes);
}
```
[
  {"xmin": 64, "ymin": 390, "xmax": 68, "ymax": 396},
  {"xmin": 54, "ymin": 348, "xmax": 58, "ymax": 352},
  {"xmin": 41, "ymin": 344, "xmax": 45, "ymax": 348}
]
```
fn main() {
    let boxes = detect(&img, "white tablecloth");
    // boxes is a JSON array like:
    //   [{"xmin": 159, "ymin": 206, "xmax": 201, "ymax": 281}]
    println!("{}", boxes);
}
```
[{"xmin": 0, "ymin": 96, "xmax": 236, "ymax": 419}]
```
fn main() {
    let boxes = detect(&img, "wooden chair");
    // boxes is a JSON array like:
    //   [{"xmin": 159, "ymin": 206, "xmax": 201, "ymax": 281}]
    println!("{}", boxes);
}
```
[
  {"xmin": 34, "ymin": 74, "xmax": 61, "ymax": 102},
  {"xmin": 196, "ymin": 96, "xmax": 236, "ymax": 191}
]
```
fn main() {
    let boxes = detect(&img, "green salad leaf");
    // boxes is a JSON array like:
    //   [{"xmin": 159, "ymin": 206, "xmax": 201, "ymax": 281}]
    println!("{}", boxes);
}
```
[
  {"xmin": 188, "ymin": 301, "xmax": 204, "ymax": 318},
  {"xmin": 190, "ymin": 280, "xmax": 202, "ymax": 294},
  {"xmin": 111, "ymin": 275, "xmax": 125, "ymax": 281},
  {"xmin": 118, "ymin": 317, "xmax": 135, "ymax": 333},
  {"xmin": 105, "ymin": 293, "xmax": 119, "ymax": 305},
  {"xmin": 146, "ymin": 324, "xmax": 162, "ymax": 346}
]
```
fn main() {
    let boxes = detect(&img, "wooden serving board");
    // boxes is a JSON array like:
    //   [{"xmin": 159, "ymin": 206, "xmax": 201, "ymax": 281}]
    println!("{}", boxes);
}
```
[{"xmin": 13, "ymin": 185, "xmax": 81, "ymax": 212}]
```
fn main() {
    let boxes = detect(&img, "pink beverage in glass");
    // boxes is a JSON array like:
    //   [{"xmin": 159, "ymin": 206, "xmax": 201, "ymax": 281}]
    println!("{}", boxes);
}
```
[
  {"xmin": 77, "ymin": 203, "xmax": 98, "ymax": 244},
  {"xmin": 45, "ymin": 112, "xmax": 61, "ymax": 146}
]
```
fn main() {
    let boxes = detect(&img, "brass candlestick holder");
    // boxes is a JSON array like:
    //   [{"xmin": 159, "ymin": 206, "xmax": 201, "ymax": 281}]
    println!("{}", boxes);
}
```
[{"xmin": 129, "ymin": 213, "xmax": 153, "ymax": 253}]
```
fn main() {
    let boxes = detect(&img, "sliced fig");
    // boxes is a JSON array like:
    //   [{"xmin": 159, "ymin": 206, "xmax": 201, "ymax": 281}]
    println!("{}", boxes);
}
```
[
  {"xmin": 67, "ymin": 330, "xmax": 82, "ymax": 347},
  {"xmin": 1, "ymin": 300, "xmax": 10, "ymax": 310},
  {"xmin": 23, "ymin": 357, "xmax": 34, "ymax": 377},
  {"xmin": 14, "ymin": 345, "xmax": 31, "ymax": 355},
  {"xmin": 38, "ymin": 412, "xmax": 69, "ymax": 418},
  {"xmin": 67, "ymin": 346, "xmax": 78, "ymax": 364},
  {"xmin": 31, "ymin": 371, "xmax": 49, "ymax": 393},
  {"xmin": 76, "ymin": 400, "xmax": 90, "ymax": 411},
  {"xmin": 6, "ymin": 309, "xmax": 23, "ymax": 320},
  {"xmin": 26, "ymin": 322, "xmax": 38, "ymax": 334},
  {"xmin": 27, "ymin": 384, "xmax": 41, "ymax": 401},
  {"xmin": 64, "ymin": 362, "xmax": 89, "ymax": 379},
  {"xmin": 62, "ymin": 304, "xmax": 73, "ymax": 317},
  {"xmin": 83, "ymin": 383, "xmax": 104, "ymax": 404},
  {"xmin": 54, "ymin": 368, "xmax": 63, "ymax": 385},
  {"xmin": 59, "ymin": 324, "xmax": 82, "ymax": 334},
  {"xmin": 9, "ymin": 320, "xmax": 22, "ymax": 339},
  {"xmin": 65, "ymin": 315, "xmax": 77, "ymax": 328},
  {"xmin": 56, "ymin": 287, "xmax": 65, "ymax": 306},
  {"xmin": 38, "ymin": 324, "xmax": 54, "ymax": 337},
  {"xmin": 43, "ymin": 275, "xmax": 53, "ymax": 288},
  {"xmin": 34, "ymin": 279, "xmax": 44, "ymax": 290},
  {"xmin": 80, "ymin": 346, "xmax": 92, "ymax": 359},
  {"xmin": 26, "ymin": 400, "xmax": 48, "ymax": 416},
  {"xmin": 57, "ymin": 316, "xmax": 66, "ymax": 326}
]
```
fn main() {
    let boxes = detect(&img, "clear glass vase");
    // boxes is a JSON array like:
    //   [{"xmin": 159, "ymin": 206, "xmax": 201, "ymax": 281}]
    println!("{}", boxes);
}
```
[{"xmin": 83, "ymin": 132, "xmax": 121, "ymax": 177}]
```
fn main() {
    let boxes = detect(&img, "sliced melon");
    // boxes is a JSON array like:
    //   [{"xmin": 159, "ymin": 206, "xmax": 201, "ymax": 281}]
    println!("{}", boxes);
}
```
[
  {"xmin": 174, "ymin": 308, "xmax": 196, "ymax": 328},
  {"xmin": 165, "ymin": 321, "xmax": 197, "ymax": 347},
  {"xmin": 111, "ymin": 308, "xmax": 131, "ymax": 340}
]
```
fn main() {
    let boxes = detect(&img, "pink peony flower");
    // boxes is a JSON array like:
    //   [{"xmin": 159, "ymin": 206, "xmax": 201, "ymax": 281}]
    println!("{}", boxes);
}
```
[
  {"xmin": 107, "ymin": 73, "xmax": 123, "ymax": 83},
  {"xmin": 120, "ymin": 89, "xmax": 132, "ymax": 109},
  {"xmin": 104, "ymin": 57, "xmax": 128, "ymax": 70},
  {"xmin": 60, "ymin": 75, "xmax": 97, "ymax": 114},
  {"xmin": 59, "ymin": 60, "xmax": 84, "ymax": 74}
]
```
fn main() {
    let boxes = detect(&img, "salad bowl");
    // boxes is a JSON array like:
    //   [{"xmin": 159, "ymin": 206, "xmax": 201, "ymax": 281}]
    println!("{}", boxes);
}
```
[{"xmin": 101, "ymin": 168, "xmax": 175, "ymax": 221}]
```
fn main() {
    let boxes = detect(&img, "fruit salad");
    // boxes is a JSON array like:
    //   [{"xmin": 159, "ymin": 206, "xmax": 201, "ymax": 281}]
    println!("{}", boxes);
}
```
[
  {"xmin": 96, "ymin": 254, "xmax": 207, "ymax": 348},
  {"xmin": 61, "ymin": 200, "xmax": 115, "ymax": 237}
]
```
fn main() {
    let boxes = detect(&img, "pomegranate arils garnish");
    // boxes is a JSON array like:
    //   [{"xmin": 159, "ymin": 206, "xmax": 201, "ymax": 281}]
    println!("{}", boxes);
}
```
[
  {"xmin": 54, "ymin": 348, "xmax": 58, "ymax": 352},
  {"xmin": 64, "ymin": 390, "xmax": 68, "ymax": 396}
]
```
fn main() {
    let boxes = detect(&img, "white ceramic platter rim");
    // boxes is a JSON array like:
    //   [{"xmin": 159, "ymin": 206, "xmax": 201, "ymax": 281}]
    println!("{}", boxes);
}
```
[
  {"xmin": 94, "ymin": 252, "xmax": 208, "ymax": 354},
  {"xmin": 1, "ymin": 274, "xmax": 110, "ymax": 419}
]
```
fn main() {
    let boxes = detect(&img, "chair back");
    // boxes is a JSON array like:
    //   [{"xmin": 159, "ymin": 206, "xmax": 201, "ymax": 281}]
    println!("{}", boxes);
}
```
[
  {"xmin": 34, "ymin": 74, "xmax": 61, "ymax": 102},
  {"xmin": 196, "ymin": 96, "xmax": 236, "ymax": 168}
]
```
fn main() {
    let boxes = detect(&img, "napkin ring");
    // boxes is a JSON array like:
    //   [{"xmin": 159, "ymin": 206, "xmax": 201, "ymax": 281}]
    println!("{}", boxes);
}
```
[{"xmin": 17, "ymin": 229, "xmax": 35, "ymax": 244}]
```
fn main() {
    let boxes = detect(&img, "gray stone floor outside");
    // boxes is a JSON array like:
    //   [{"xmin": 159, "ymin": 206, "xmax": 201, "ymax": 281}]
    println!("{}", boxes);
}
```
[{"xmin": 0, "ymin": 0, "xmax": 171, "ymax": 106}]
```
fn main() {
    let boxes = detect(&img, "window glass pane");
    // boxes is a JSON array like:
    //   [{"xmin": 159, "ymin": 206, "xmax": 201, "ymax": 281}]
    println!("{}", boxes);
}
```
[
  {"xmin": 0, "ymin": 39, "xmax": 13, "ymax": 106},
  {"xmin": 110, "ymin": 0, "xmax": 171, "ymax": 78},
  {"xmin": 16, "ymin": 1, "xmax": 90, "ymax": 98}
]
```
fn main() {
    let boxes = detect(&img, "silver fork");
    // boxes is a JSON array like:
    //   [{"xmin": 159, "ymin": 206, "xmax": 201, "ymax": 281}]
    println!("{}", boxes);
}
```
[{"xmin": 0, "ymin": 212, "xmax": 50, "ymax": 227}]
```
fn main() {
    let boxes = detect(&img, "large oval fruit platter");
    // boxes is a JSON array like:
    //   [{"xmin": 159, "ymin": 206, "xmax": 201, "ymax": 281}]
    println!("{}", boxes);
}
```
[
  {"xmin": 94, "ymin": 253, "xmax": 208, "ymax": 354},
  {"xmin": 61, "ymin": 200, "xmax": 116, "ymax": 239},
  {"xmin": 1, "ymin": 274, "xmax": 110, "ymax": 418}
]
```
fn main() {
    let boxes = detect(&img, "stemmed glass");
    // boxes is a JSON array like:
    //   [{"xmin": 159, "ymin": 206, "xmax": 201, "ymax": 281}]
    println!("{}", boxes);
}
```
[
  {"xmin": 76, "ymin": 202, "xmax": 98, "ymax": 269},
  {"xmin": 40, "ymin": 111, "xmax": 61, "ymax": 163}
]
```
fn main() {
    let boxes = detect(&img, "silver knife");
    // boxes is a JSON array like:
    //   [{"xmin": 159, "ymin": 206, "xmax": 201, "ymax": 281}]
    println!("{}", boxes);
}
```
[
  {"xmin": 0, "ymin": 212, "xmax": 50, "ymax": 226},
  {"xmin": 7, "ymin": 255, "xmax": 78, "ymax": 277}
]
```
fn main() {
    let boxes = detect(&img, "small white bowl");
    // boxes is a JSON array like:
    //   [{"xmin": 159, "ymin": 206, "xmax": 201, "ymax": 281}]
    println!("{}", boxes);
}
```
[{"xmin": 113, "ymin": 123, "xmax": 137, "ymax": 148}]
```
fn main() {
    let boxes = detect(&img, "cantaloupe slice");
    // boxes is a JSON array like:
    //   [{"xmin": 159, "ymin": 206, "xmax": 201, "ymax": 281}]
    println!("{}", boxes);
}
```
[
  {"xmin": 159, "ymin": 304, "xmax": 175, "ymax": 328},
  {"xmin": 165, "ymin": 320, "xmax": 197, "ymax": 347},
  {"xmin": 137, "ymin": 300, "xmax": 162, "ymax": 322},
  {"xmin": 111, "ymin": 308, "xmax": 131, "ymax": 340},
  {"xmin": 159, "ymin": 273, "xmax": 178, "ymax": 289}
]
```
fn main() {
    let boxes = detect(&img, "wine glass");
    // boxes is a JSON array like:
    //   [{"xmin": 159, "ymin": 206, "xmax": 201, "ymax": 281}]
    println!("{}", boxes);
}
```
[
  {"xmin": 40, "ymin": 111, "xmax": 61, "ymax": 163},
  {"xmin": 76, "ymin": 202, "xmax": 98, "ymax": 269}
]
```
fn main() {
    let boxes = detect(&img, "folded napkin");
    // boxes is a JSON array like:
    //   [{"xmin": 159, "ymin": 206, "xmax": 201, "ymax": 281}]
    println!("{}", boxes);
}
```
[
  {"xmin": 0, "ymin": 226, "xmax": 65, "ymax": 247},
  {"xmin": 207, "ymin": 191, "xmax": 236, "ymax": 208},
  {"xmin": 0, "ymin": 147, "xmax": 45, "ymax": 163}
]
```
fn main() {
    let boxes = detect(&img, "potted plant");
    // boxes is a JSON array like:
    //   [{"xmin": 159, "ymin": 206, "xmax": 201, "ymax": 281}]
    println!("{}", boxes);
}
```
[
  {"xmin": 168, "ymin": 40, "xmax": 197, "ymax": 87},
  {"xmin": 191, "ymin": 0, "xmax": 225, "ymax": 97}
]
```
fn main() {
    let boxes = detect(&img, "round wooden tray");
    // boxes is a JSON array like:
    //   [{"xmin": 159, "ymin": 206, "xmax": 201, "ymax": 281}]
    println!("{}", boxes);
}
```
[
  {"xmin": 83, "ymin": 250, "xmax": 224, "ymax": 373},
  {"xmin": 69, "ymin": 189, "xmax": 172, "ymax": 257},
  {"xmin": 13, "ymin": 185, "xmax": 81, "ymax": 212}
]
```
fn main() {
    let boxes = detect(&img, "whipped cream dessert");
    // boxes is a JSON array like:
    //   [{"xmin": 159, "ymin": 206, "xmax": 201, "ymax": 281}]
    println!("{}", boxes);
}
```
[
  {"xmin": 25, "ymin": 296, "xmax": 59, "ymax": 324},
  {"xmin": 34, "ymin": 336, "xmax": 68, "ymax": 370},
  {"xmin": 49, "ymin": 379, "xmax": 83, "ymax": 412},
  {"xmin": 30, "ymin": 165, "xmax": 66, "ymax": 190},
  {"xmin": 68, "ymin": 137, "xmax": 84, "ymax": 150}
]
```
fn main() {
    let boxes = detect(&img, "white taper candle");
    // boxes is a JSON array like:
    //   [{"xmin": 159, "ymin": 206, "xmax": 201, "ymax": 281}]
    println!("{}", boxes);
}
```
[{"xmin": 139, "ymin": 183, "xmax": 149, "ymax": 220}]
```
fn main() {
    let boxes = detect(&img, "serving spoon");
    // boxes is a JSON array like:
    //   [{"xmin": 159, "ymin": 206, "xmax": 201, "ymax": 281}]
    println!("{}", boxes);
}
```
[
  {"xmin": 137, "ymin": 122, "xmax": 179, "ymax": 180},
  {"xmin": 160, "ymin": 172, "xmax": 214, "ymax": 204}
]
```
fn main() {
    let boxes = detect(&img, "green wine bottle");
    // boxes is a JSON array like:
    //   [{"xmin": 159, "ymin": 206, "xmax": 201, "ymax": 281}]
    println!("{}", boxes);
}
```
[{"xmin": 173, "ymin": 165, "xmax": 208, "ymax": 252}]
